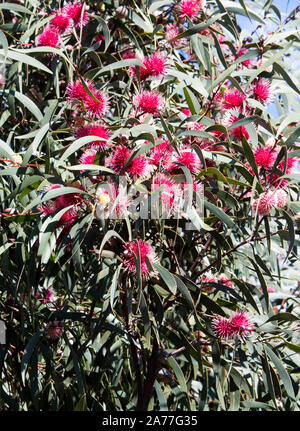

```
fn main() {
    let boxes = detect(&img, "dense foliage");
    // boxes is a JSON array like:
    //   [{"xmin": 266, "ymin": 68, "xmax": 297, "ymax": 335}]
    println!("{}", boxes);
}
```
[{"xmin": 0, "ymin": 0, "xmax": 300, "ymax": 411}]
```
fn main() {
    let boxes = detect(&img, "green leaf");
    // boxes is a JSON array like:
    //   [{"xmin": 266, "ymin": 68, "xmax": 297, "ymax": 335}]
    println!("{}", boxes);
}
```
[
  {"xmin": 21, "ymin": 331, "xmax": 43, "ymax": 386},
  {"xmin": 152, "ymin": 263, "xmax": 177, "ymax": 295},
  {"xmin": 0, "ymin": 49, "xmax": 52, "ymax": 74},
  {"xmin": 167, "ymin": 356, "xmax": 187, "ymax": 393},
  {"xmin": 265, "ymin": 344, "xmax": 296, "ymax": 400},
  {"xmin": 204, "ymin": 200, "xmax": 237, "ymax": 230}
]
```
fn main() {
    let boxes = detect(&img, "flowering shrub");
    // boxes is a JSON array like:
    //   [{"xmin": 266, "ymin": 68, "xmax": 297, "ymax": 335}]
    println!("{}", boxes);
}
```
[{"xmin": 0, "ymin": 0, "xmax": 300, "ymax": 412}]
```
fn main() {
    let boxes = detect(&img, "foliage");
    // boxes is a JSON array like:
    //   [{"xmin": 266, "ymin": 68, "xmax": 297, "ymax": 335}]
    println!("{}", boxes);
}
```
[{"xmin": 0, "ymin": 0, "xmax": 300, "ymax": 411}]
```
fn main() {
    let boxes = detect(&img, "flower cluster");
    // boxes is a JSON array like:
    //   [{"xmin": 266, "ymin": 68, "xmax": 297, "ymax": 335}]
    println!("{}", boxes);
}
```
[
  {"xmin": 37, "ymin": 1, "xmax": 89, "ymax": 50},
  {"xmin": 212, "ymin": 310, "xmax": 254, "ymax": 341}
]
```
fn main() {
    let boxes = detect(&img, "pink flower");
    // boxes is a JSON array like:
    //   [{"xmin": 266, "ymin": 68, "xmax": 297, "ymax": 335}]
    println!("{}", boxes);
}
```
[
  {"xmin": 212, "ymin": 316, "xmax": 236, "ymax": 339},
  {"xmin": 212, "ymin": 310, "xmax": 254, "ymax": 341},
  {"xmin": 49, "ymin": 14, "xmax": 71, "ymax": 34},
  {"xmin": 230, "ymin": 310, "xmax": 254, "ymax": 340},
  {"xmin": 37, "ymin": 27, "xmax": 59, "ymax": 48},
  {"xmin": 200, "ymin": 273, "xmax": 217, "ymax": 292},
  {"xmin": 83, "ymin": 88, "xmax": 110, "ymax": 119},
  {"xmin": 225, "ymin": 113, "xmax": 249, "ymax": 141},
  {"xmin": 236, "ymin": 47, "xmax": 252, "ymax": 67},
  {"xmin": 182, "ymin": 108, "xmax": 191, "ymax": 116},
  {"xmin": 169, "ymin": 146, "xmax": 202, "ymax": 174},
  {"xmin": 75, "ymin": 123, "xmax": 110, "ymax": 150},
  {"xmin": 130, "ymin": 52, "xmax": 168, "ymax": 81},
  {"xmin": 148, "ymin": 140, "xmax": 174, "ymax": 168},
  {"xmin": 254, "ymin": 145, "xmax": 277, "ymax": 170},
  {"xmin": 46, "ymin": 321, "xmax": 63, "ymax": 339},
  {"xmin": 180, "ymin": 0, "xmax": 205, "ymax": 20},
  {"xmin": 220, "ymin": 88, "xmax": 247, "ymax": 113},
  {"xmin": 106, "ymin": 147, "xmax": 151, "ymax": 179},
  {"xmin": 80, "ymin": 148, "xmax": 97, "ymax": 165},
  {"xmin": 133, "ymin": 90, "xmax": 165, "ymax": 114},
  {"xmin": 122, "ymin": 240, "xmax": 159, "ymax": 280},
  {"xmin": 165, "ymin": 23, "xmax": 182, "ymax": 46},
  {"xmin": 66, "ymin": 79, "xmax": 94, "ymax": 102},
  {"xmin": 63, "ymin": 1, "xmax": 90, "ymax": 28},
  {"xmin": 219, "ymin": 274, "xmax": 233, "ymax": 289},
  {"xmin": 274, "ymin": 189, "xmax": 287, "ymax": 207},
  {"xmin": 252, "ymin": 79, "xmax": 274, "ymax": 104},
  {"xmin": 252, "ymin": 191, "xmax": 277, "ymax": 216},
  {"xmin": 37, "ymin": 287, "xmax": 57, "ymax": 304}
]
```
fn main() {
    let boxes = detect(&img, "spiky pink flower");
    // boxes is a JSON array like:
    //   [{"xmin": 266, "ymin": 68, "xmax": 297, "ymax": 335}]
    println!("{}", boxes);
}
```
[
  {"xmin": 236, "ymin": 47, "xmax": 252, "ymax": 67},
  {"xmin": 75, "ymin": 123, "xmax": 110, "ymax": 150},
  {"xmin": 219, "ymin": 274, "xmax": 233, "ymax": 289},
  {"xmin": 80, "ymin": 148, "xmax": 97, "ymax": 165},
  {"xmin": 254, "ymin": 145, "xmax": 277, "ymax": 170},
  {"xmin": 225, "ymin": 113, "xmax": 249, "ymax": 141},
  {"xmin": 180, "ymin": 0, "xmax": 205, "ymax": 20},
  {"xmin": 169, "ymin": 146, "xmax": 202, "ymax": 173},
  {"xmin": 49, "ymin": 14, "xmax": 71, "ymax": 34},
  {"xmin": 149, "ymin": 140, "xmax": 174, "ymax": 168},
  {"xmin": 212, "ymin": 316, "xmax": 236, "ymax": 339},
  {"xmin": 37, "ymin": 27, "xmax": 59, "ymax": 48},
  {"xmin": 133, "ymin": 90, "xmax": 165, "ymax": 114},
  {"xmin": 130, "ymin": 52, "xmax": 168, "ymax": 81},
  {"xmin": 212, "ymin": 310, "xmax": 254, "ymax": 340},
  {"xmin": 230, "ymin": 310, "xmax": 254, "ymax": 340},
  {"xmin": 122, "ymin": 240, "xmax": 159, "ymax": 280},
  {"xmin": 200, "ymin": 273, "xmax": 217, "ymax": 292},
  {"xmin": 83, "ymin": 88, "xmax": 110, "ymax": 119},
  {"xmin": 46, "ymin": 321, "xmax": 63, "ymax": 339},
  {"xmin": 106, "ymin": 147, "xmax": 151, "ymax": 179},
  {"xmin": 165, "ymin": 23, "xmax": 182, "ymax": 46},
  {"xmin": 252, "ymin": 78, "xmax": 274, "ymax": 104},
  {"xmin": 252, "ymin": 191, "xmax": 277, "ymax": 216},
  {"xmin": 66, "ymin": 79, "xmax": 95, "ymax": 102},
  {"xmin": 274, "ymin": 189, "xmax": 287, "ymax": 207},
  {"xmin": 278, "ymin": 155, "xmax": 298, "ymax": 175},
  {"xmin": 220, "ymin": 88, "xmax": 246, "ymax": 113},
  {"xmin": 63, "ymin": 1, "xmax": 90, "ymax": 28}
]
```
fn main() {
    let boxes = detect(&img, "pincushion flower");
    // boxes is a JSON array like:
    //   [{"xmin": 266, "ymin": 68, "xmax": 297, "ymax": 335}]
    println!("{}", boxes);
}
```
[
  {"xmin": 165, "ymin": 23, "xmax": 182, "ymax": 46},
  {"xmin": 220, "ymin": 88, "xmax": 247, "ymax": 113},
  {"xmin": 130, "ymin": 52, "xmax": 168, "ymax": 81},
  {"xmin": 252, "ymin": 78, "xmax": 274, "ymax": 104},
  {"xmin": 37, "ymin": 27, "xmax": 59, "ymax": 48},
  {"xmin": 63, "ymin": 1, "xmax": 90, "ymax": 28},
  {"xmin": 274, "ymin": 189, "xmax": 288, "ymax": 208},
  {"xmin": 169, "ymin": 146, "xmax": 202, "ymax": 174},
  {"xmin": 83, "ymin": 88, "xmax": 110, "ymax": 119},
  {"xmin": 180, "ymin": 0, "xmax": 206, "ymax": 20},
  {"xmin": 149, "ymin": 140, "xmax": 174, "ymax": 168},
  {"xmin": 75, "ymin": 123, "xmax": 110, "ymax": 150},
  {"xmin": 106, "ymin": 147, "xmax": 152, "ymax": 179},
  {"xmin": 49, "ymin": 14, "xmax": 71, "ymax": 34},
  {"xmin": 80, "ymin": 148, "xmax": 97, "ymax": 165},
  {"xmin": 66, "ymin": 79, "xmax": 95, "ymax": 102},
  {"xmin": 219, "ymin": 274, "xmax": 233, "ymax": 289},
  {"xmin": 212, "ymin": 316, "xmax": 236, "ymax": 339},
  {"xmin": 200, "ymin": 273, "xmax": 217, "ymax": 292},
  {"xmin": 122, "ymin": 240, "xmax": 159, "ymax": 280},
  {"xmin": 225, "ymin": 112, "xmax": 249, "ymax": 141},
  {"xmin": 133, "ymin": 90, "xmax": 165, "ymax": 114},
  {"xmin": 254, "ymin": 144, "xmax": 277, "ymax": 170},
  {"xmin": 229, "ymin": 310, "xmax": 254, "ymax": 341},
  {"xmin": 46, "ymin": 321, "xmax": 63, "ymax": 339},
  {"xmin": 252, "ymin": 190, "xmax": 277, "ymax": 216},
  {"xmin": 37, "ymin": 287, "xmax": 57, "ymax": 304},
  {"xmin": 212, "ymin": 310, "xmax": 254, "ymax": 340}
]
